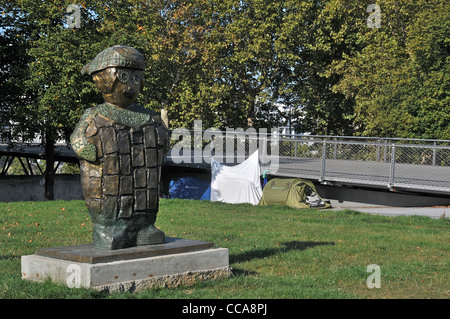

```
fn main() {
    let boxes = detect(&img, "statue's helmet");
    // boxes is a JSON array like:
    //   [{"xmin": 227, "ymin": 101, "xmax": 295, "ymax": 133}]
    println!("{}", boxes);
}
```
[{"xmin": 81, "ymin": 45, "xmax": 145, "ymax": 75}]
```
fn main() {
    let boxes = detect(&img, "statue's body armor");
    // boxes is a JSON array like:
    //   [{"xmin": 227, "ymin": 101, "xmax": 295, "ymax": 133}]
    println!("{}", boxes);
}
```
[{"xmin": 72, "ymin": 103, "xmax": 168, "ymax": 249}]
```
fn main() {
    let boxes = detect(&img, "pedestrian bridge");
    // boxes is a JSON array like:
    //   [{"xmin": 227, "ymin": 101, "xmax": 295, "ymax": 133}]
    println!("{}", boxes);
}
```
[
  {"xmin": 165, "ymin": 132, "xmax": 450, "ymax": 196},
  {"xmin": 2, "ymin": 133, "xmax": 450, "ymax": 196}
]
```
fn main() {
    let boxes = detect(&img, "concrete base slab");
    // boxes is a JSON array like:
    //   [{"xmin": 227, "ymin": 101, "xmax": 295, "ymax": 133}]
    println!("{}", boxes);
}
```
[
  {"xmin": 34, "ymin": 237, "xmax": 216, "ymax": 264},
  {"xmin": 21, "ymin": 237, "xmax": 230, "ymax": 293}
]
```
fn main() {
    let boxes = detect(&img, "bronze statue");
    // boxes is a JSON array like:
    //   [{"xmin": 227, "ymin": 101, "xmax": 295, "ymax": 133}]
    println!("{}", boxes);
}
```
[{"xmin": 70, "ymin": 45, "xmax": 169, "ymax": 249}]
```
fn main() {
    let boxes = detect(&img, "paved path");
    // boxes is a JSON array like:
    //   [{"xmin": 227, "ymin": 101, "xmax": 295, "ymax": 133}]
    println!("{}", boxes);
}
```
[
  {"xmin": 332, "ymin": 206, "xmax": 449, "ymax": 219},
  {"xmin": 271, "ymin": 156, "xmax": 450, "ymax": 193}
]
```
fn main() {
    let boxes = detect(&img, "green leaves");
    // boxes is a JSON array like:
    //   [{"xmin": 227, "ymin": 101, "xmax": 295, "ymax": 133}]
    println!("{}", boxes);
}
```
[
  {"xmin": 2, "ymin": 0, "xmax": 448, "ymax": 141},
  {"xmin": 322, "ymin": 0, "xmax": 449, "ymax": 139}
]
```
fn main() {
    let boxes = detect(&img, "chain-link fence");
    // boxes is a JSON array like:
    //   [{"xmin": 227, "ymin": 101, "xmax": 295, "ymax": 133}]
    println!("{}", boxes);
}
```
[
  {"xmin": 4, "ymin": 129, "xmax": 448, "ymax": 193},
  {"xmin": 168, "ymin": 128, "xmax": 278, "ymax": 166},
  {"xmin": 167, "ymin": 130, "xmax": 450, "ymax": 194},
  {"xmin": 276, "ymin": 134, "xmax": 450, "ymax": 193}
]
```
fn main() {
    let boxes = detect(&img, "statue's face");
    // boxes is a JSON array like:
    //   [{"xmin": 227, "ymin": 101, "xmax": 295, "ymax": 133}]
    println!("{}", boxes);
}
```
[{"xmin": 102, "ymin": 67, "xmax": 144, "ymax": 108}]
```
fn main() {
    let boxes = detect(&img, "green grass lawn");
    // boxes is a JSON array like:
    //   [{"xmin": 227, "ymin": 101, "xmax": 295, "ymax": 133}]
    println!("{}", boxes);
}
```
[{"xmin": 0, "ymin": 199, "xmax": 448, "ymax": 299}]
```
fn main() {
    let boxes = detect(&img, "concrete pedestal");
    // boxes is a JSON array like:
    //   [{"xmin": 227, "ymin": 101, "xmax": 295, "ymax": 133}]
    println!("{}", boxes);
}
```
[{"xmin": 21, "ymin": 237, "xmax": 230, "ymax": 293}]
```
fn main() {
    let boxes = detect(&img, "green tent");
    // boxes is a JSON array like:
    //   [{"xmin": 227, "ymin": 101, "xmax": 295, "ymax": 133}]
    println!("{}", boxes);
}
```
[{"xmin": 259, "ymin": 178, "xmax": 331, "ymax": 209}]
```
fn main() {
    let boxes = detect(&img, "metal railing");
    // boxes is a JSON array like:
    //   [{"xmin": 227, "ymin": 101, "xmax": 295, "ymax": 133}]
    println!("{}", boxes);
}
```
[
  {"xmin": 275, "ymin": 134, "xmax": 450, "ymax": 193},
  {"xmin": 166, "ymin": 130, "xmax": 450, "ymax": 194},
  {"xmin": 3, "ymin": 130, "xmax": 448, "ymax": 193}
]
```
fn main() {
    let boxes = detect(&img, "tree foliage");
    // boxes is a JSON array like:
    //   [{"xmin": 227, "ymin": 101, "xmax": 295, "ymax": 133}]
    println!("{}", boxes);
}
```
[
  {"xmin": 1, "ymin": 0, "xmax": 448, "ymax": 145},
  {"xmin": 321, "ymin": 0, "xmax": 449, "ymax": 139}
]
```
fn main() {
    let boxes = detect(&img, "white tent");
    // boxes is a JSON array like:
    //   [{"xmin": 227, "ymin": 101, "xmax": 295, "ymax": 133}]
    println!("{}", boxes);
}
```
[{"xmin": 210, "ymin": 150, "xmax": 262, "ymax": 205}]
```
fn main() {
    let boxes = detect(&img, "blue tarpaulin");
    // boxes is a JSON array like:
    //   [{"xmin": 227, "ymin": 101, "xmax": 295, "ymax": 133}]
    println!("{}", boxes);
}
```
[{"xmin": 168, "ymin": 177, "xmax": 210, "ymax": 200}]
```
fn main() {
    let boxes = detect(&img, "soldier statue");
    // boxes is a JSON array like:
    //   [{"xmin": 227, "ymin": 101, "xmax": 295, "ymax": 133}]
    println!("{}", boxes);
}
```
[{"xmin": 70, "ymin": 45, "xmax": 169, "ymax": 249}]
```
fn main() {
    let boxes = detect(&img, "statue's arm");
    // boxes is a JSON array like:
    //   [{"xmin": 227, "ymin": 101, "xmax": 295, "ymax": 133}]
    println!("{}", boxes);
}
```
[{"xmin": 70, "ymin": 108, "xmax": 98, "ymax": 162}]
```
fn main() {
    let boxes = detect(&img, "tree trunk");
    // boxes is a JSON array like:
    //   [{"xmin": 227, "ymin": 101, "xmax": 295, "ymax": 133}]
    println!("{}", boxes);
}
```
[
  {"xmin": 44, "ymin": 132, "xmax": 55, "ymax": 200},
  {"xmin": 247, "ymin": 100, "xmax": 255, "ymax": 128}
]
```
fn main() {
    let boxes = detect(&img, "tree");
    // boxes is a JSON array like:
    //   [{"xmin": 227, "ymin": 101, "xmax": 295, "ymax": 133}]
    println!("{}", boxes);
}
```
[
  {"xmin": 2, "ymin": 0, "xmax": 221, "ymax": 197},
  {"xmin": 1, "ymin": 0, "xmax": 104, "ymax": 198},
  {"xmin": 0, "ymin": 1, "xmax": 35, "ymax": 142},
  {"xmin": 321, "ymin": 0, "xmax": 449, "ymax": 139},
  {"xmin": 3, "ymin": 0, "xmax": 447, "ymax": 203},
  {"xmin": 137, "ymin": 0, "xmax": 321, "ymax": 131},
  {"xmin": 293, "ymin": 0, "xmax": 369, "ymax": 135}
]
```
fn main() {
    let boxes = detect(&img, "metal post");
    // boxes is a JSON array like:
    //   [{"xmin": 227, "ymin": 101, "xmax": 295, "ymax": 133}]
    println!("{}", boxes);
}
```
[
  {"xmin": 320, "ymin": 141, "xmax": 327, "ymax": 181},
  {"xmin": 333, "ymin": 139, "xmax": 337, "ymax": 160},
  {"xmin": 389, "ymin": 145, "xmax": 396, "ymax": 187},
  {"xmin": 294, "ymin": 140, "xmax": 298, "ymax": 157},
  {"xmin": 432, "ymin": 142, "xmax": 436, "ymax": 166},
  {"xmin": 26, "ymin": 157, "xmax": 34, "ymax": 175},
  {"xmin": 17, "ymin": 157, "xmax": 29, "ymax": 175},
  {"xmin": 376, "ymin": 138, "xmax": 381, "ymax": 162},
  {"xmin": 1, "ymin": 155, "xmax": 10, "ymax": 174},
  {"xmin": 261, "ymin": 133, "xmax": 267, "ymax": 166}
]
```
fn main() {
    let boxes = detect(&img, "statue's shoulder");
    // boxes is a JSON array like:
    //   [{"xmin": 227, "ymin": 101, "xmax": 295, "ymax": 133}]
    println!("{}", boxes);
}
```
[
  {"xmin": 71, "ymin": 106, "xmax": 101, "ymax": 162},
  {"xmin": 77, "ymin": 106, "xmax": 97, "ymax": 122},
  {"xmin": 128, "ymin": 104, "xmax": 157, "ymax": 116},
  {"xmin": 72, "ymin": 107, "xmax": 98, "ymax": 135},
  {"xmin": 128, "ymin": 104, "xmax": 165, "ymax": 126}
]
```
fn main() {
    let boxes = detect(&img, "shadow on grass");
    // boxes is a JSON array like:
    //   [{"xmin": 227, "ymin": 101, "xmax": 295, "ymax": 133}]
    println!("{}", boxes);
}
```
[
  {"xmin": 230, "ymin": 241, "xmax": 335, "ymax": 264},
  {"xmin": 0, "ymin": 255, "xmax": 20, "ymax": 261}
]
